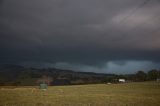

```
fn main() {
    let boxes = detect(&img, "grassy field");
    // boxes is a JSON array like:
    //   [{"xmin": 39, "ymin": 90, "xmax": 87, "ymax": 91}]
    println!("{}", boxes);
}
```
[{"xmin": 0, "ymin": 82, "xmax": 160, "ymax": 106}]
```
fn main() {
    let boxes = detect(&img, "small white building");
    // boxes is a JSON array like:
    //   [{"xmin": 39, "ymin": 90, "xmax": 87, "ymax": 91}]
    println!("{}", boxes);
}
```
[{"xmin": 119, "ymin": 79, "xmax": 126, "ymax": 83}]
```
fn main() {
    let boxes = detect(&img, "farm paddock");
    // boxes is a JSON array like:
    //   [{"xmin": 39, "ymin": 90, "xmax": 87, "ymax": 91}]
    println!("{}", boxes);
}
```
[{"xmin": 0, "ymin": 82, "xmax": 160, "ymax": 106}]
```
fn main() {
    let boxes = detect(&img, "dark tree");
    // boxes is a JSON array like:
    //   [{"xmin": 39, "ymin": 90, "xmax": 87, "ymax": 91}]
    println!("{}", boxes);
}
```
[
  {"xmin": 135, "ymin": 71, "xmax": 147, "ymax": 81},
  {"xmin": 147, "ymin": 69, "xmax": 159, "ymax": 80}
]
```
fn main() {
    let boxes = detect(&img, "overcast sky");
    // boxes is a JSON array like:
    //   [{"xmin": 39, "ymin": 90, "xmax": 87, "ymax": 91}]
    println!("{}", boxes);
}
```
[{"xmin": 0, "ymin": 0, "xmax": 160, "ymax": 74}]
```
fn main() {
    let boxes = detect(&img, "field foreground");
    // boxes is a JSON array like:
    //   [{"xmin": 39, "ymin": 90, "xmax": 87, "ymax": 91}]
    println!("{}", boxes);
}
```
[{"xmin": 0, "ymin": 82, "xmax": 160, "ymax": 106}]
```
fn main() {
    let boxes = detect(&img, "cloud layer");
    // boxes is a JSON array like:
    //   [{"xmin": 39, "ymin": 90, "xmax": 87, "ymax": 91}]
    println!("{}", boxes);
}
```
[{"xmin": 0, "ymin": 0, "xmax": 160, "ymax": 73}]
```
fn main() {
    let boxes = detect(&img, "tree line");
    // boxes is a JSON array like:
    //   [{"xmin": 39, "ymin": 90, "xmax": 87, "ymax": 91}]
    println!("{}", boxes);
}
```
[{"xmin": 0, "ymin": 65, "xmax": 160, "ymax": 86}]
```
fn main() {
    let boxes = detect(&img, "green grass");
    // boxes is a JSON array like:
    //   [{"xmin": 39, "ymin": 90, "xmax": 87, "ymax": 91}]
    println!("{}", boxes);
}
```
[{"xmin": 0, "ymin": 82, "xmax": 160, "ymax": 106}]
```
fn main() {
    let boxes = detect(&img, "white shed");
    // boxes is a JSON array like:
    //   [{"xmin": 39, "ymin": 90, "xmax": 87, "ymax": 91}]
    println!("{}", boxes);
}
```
[{"xmin": 119, "ymin": 79, "xmax": 126, "ymax": 83}]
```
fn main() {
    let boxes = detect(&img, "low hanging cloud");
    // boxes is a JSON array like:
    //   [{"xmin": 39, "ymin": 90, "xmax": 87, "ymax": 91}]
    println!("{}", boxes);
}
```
[{"xmin": 26, "ymin": 61, "xmax": 159, "ymax": 74}]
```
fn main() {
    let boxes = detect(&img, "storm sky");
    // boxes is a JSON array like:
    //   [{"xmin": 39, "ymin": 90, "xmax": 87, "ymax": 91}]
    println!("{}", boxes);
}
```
[{"xmin": 0, "ymin": 0, "xmax": 160, "ymax": 74}]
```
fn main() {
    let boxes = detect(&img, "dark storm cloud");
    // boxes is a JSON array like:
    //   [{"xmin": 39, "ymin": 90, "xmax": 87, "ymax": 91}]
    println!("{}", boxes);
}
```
[
  {"xmin": 0, "ymin": 0, "xmax": 3, "ymax": 5},
  {"xmin": 0, "ymin": 0, "xmax": 160, "ymax": 73}
]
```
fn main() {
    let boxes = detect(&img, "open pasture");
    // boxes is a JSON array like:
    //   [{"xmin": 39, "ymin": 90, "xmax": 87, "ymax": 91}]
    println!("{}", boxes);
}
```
[{"xmin": 0, "ymin": 82, "xmax": 160, "ymax": 106}]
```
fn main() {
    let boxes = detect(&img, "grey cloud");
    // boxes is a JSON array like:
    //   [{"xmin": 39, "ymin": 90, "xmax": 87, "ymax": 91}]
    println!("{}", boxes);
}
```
[
  {"xmin": 21, "ymin": 61, "xmax": 160, "ymax": 74},
  {"xmin": 0, "ymin": 0, "xmax": 160, "ymax": 73}
]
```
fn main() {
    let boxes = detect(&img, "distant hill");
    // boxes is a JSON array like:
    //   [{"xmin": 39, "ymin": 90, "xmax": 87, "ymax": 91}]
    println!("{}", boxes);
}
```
[
  {"xmin": 0, "ymin": 64, "xmax": 116, "ymax": 86},
  {"xmin": 1, "ymin": 64, "xmax": 158, "ymax": 86}
]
